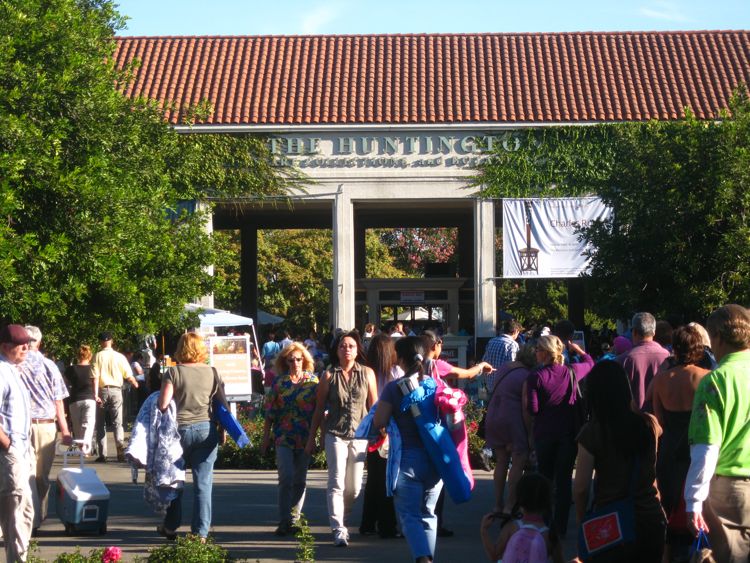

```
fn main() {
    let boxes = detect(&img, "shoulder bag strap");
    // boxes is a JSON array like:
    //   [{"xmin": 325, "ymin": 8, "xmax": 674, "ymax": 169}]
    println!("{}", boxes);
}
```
[
  {"xmin": 487, "ymin": 365, "xmax": 525, "ymax": 403},
  {"xmin": 210, "ymin": 367, "xmax": 230, "ymax": 411},
  {"xmin": 567, "ymin": 366, "xmax": 582, "ymax": 403}
]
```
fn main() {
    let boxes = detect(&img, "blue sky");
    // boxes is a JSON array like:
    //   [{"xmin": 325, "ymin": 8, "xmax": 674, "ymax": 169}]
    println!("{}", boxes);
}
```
[{"xmin": 116, "ymin": 0, "xmax": 749, "ymax": 36}]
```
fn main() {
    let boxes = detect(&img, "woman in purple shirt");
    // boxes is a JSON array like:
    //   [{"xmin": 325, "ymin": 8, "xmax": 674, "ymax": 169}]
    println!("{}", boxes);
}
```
[{"xmin": 525, "ymin": 334, "xmax": 592, "ymax": 536}]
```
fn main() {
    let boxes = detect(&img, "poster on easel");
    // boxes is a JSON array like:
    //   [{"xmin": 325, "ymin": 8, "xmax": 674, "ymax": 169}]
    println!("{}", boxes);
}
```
[{"xmin": 208, "ymin": 335, "xmax": 252, "ymax": 397}]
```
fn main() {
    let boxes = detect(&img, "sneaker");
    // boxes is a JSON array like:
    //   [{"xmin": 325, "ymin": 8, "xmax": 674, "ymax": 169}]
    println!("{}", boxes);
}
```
[
  {"xmin": 95, "ymin": 456, "xmax": 107, "ymax": 463},
  {"xmin": 333, "ymin": 529, "xmax": 348, "ymax": 547}
]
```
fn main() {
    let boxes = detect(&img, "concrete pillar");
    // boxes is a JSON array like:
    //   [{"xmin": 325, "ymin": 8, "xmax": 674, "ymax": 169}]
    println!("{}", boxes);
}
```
[
  {"xmin": 197, "ymin": 200, "xmax": 215, "ymax": 309},
  {"xmin": 354, "ymin": 223, "xmax": 366, "ymax": 279},
  {"xmin": 240, "ymin": 226, "xmax": 258, "ymax": 321},
  {"xmin": 457, "ymin": 216, "xmax": 473, "ymax": 278},
  {"xmin": 474, "ymin": 198, "xmax": 497, "ymax": 338},
  {"xmin": 332, "ymin": 185, "xmax": 355, "ymax": 329}
]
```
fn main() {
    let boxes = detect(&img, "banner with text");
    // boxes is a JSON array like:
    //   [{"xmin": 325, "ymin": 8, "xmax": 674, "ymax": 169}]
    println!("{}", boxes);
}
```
[{"xmin": 502, "ymin": 197, "xmax": 612, "ymax": 278}]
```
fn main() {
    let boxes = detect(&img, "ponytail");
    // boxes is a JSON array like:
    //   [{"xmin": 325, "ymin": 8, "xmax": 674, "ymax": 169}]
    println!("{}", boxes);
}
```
[{"xmin": 395, "ymin": 337, "xmax": 427, "ymax": 379}]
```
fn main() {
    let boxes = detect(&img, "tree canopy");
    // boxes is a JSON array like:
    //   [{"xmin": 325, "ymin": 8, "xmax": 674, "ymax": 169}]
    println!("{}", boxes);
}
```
[
  {"xmin": 213, "ymin": 229, "xmax": 409, "ymax": 335},
  {"xmin": 0, "ymin": 0, "xmax": 294, "ymax": 357},
  {"xmin": 477, "ymin": 91, "xmax": 750, "ymax": 324}
]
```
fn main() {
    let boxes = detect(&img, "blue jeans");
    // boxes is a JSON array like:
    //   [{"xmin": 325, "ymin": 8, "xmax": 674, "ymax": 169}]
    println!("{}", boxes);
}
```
[
  {"xmin": 164, "ymin": 421, "xmax": 218, "ymax": 537},
  {"xmin": 276, "ymin": 445, "xmax": 310, "ymax": 525},
  {"xmin": 394, "ymin": 448, "xmax": 443, "ymax": 560}
]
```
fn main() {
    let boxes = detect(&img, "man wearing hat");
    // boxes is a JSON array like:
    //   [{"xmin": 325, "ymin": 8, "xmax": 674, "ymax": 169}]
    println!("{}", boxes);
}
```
[
  {"xmin": 92, "ymin": 331, "xmax": 139, "ymax": 462},
  {"xmin": 0, "ymin": 324, "xmax": 36, "ymax": 562},
  {"xmin": 19, "ymin": 325, "xmax": 72, "ymax": 531}
]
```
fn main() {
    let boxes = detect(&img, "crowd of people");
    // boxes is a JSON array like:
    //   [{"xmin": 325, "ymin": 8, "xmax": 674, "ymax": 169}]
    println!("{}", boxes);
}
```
[{"xmin": 1, "ymin": 305, "xmax": 749, "ymax": 563}]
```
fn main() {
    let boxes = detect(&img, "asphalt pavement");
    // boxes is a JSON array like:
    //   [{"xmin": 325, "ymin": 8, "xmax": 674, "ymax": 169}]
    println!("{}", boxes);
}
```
[{"xmin": 23, "ymin": 444, "xmax": 578, "ymax": 563}]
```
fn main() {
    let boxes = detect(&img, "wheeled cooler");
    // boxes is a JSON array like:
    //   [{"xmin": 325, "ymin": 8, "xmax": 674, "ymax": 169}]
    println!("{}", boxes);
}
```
[{"xmin": 56, "ymin": 450, "xmax": 110, "ymax": 535}]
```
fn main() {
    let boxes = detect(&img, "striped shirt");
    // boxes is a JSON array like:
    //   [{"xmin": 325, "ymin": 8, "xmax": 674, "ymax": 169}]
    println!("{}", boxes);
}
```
[
  {"xmin": 0, "ymin": 355, "xmax": 32, "ymax": 450},
  {"xmin": 19, "ymin": 350, "xmax": 68, "ymax": 420}
]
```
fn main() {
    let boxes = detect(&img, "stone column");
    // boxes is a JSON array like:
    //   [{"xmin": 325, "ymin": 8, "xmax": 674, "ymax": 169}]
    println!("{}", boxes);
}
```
[
  {"xmin": 240, "ymin": 226, "xmax": 258, "ymax": 321},
  {"xmin": 474, "ymin": 198, "xmax": 497, "ymax": 338},
  {"xmin": 332, "ymin": 185, "xmax": 355, "ymax": 330},
  {"xmin": 197, "ymin": 200, "xmax": 215, "ymax": 309}
]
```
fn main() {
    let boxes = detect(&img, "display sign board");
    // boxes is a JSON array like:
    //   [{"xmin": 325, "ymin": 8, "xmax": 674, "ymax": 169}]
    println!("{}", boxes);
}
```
[
  {"xmin": 502, "ymin": 197, "xmax": 613, "ymax": 278},
  {"xmin": 208, "ymin": 336, "xmax": 253, "ymax": 396},
  {"xmin": 400, "ymin": 290, "xmax": 425, "ymax": 304}
]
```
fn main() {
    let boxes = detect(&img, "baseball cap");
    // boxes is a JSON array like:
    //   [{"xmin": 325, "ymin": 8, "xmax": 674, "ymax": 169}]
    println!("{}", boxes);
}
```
[
  {"xmin": 98, "ymin": 331, "xmax": 114, "ymax": 342},
  {"xmin": 0, "ymin": 324, "xmax": 35, "ymax": 345}
]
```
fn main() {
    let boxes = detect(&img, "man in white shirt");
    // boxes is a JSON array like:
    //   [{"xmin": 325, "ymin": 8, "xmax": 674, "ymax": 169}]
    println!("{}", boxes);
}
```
[{"xmin": 0, "ymin": 324, "xmax": 36, "ymax": 563}]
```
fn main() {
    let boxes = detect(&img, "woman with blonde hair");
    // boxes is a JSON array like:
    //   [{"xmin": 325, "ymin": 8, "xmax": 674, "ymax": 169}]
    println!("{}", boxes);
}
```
[
  {"xmin": 525, "ymin": 334, "xmax": 593, "ymax": 536},
  {"xmin": 158, "ymin": 332, "xmax": 227, "ymax": 541},
  {"xmin": 261, "ymin": 342, "xmax": 319, "ymax": 536},
  {"xmin": 63, "ymin": 345, "xmax": 96, "ymax": 454}
]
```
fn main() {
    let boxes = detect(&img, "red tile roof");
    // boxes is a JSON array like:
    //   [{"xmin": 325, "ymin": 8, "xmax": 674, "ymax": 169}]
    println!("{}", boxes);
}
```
[{"xmin": 114, "ymin": 31, "xmax": 750, "ymax": 126}]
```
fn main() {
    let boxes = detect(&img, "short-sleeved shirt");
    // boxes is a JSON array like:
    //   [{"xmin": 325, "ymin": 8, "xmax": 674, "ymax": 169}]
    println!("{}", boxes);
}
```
[
  {"xmin": 617, "ymin": 341, "xmax": 670, "ymax": 410},
  {"xmin": 264, "ymin": 371, "xmax": 319, "ymax": 449},
  {"xmin": 483, "ymin": 334, "xmax": 519, "ymax": 389},
  {"xmin": 577, "ymin": 413, "xmax": 664, "ymax": 519},
  {"xmin": 381, "ymin": 377, "xmax": 424, "ymax": 449},
  {"xmin": 0, "ymin": 356, "xmax": 32, "ymax": 450},
  {"xmin": 19, "ymin": 350, "xmax": 69, "ymax": 419},
  {"xmin": 164, "ymin": 364, "xmax": 218, "ymax": 427},
  {"xmin": 92, "ymin": 347, "xmax": 132, "ymax": 388},
  {"xmin": 689, "ymin": 350, "xmax": 750, "ymax": 478},
  {"xmin": 64, "ymin": 364, "xmax": 95, "ymax": 403}
]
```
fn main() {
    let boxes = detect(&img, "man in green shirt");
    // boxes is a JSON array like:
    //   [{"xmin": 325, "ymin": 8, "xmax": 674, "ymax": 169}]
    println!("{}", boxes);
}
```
[{"xmin": 686, "ymin": 304, "xmax": 750, "ymax": 563}]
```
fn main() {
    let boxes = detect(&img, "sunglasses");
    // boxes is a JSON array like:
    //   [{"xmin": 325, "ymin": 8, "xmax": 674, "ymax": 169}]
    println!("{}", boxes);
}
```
[{"xmin": 287, "ymin": 356, "xmax": 303, "ymax": 362}]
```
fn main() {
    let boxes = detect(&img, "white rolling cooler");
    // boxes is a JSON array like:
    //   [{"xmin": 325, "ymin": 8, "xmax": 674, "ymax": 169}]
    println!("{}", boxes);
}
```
[{"xmin": 56, "ymin": 446, "xmax": 110, "ymax": 535}]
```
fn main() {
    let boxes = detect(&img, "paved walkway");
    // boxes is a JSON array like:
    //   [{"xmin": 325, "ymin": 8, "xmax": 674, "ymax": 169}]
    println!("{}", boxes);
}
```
[{"xmin": 26, "ymin": 454, "xmax": 578, "ymax": 562}]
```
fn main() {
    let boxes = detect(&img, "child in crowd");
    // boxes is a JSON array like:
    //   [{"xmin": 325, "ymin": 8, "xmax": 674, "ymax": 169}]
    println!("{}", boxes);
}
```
[{"xmin": 480, "ymin": 473, "xmax": 564, "ymax": 563}]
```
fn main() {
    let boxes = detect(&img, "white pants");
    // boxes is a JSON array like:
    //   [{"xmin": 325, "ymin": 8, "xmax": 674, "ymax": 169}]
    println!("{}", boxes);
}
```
[
  {"xmin": 0, "ymin": 444, "xmax": 35, "ymax": 562},
  {"xmin": 69, "ymin": 399, "xmax": 96, "ymax": 453},
  {"xmin": 324, "ymin": 433, "xmax": 367, "ymax": 534}
]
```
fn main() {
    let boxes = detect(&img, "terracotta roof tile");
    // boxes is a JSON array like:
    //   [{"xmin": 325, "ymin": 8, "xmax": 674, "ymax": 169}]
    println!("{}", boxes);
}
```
[{"xmin": 113, "ymin": 31, "xmax": 750, "ymax": 125}]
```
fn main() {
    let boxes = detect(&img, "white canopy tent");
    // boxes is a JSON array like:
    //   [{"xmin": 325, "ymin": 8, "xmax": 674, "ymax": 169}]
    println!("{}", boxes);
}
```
[{"xmin": 184, "ymin": 304, "xmax": 254, "ymax": 329}]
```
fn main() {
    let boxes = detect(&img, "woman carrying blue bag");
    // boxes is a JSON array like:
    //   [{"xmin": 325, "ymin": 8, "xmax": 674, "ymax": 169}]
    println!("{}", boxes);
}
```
[{"xmin": 373, "ymin": 336, "xmax": 446, "ymax": 563}]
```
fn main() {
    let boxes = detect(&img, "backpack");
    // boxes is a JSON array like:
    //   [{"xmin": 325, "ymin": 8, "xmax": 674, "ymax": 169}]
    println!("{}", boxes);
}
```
[{"xmin": 502, "ymin": 521, "xmax": 548, "ymax": 563}]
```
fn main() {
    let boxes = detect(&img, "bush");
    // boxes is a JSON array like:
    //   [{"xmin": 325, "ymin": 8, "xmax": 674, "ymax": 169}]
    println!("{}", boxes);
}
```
[
  {"xmin": 140, "ymin": 535, "xmax": 232, "ymax": 563},
  {"xmin": 216, "ymin": 402, "xmax": 327, "ymax": 470}
]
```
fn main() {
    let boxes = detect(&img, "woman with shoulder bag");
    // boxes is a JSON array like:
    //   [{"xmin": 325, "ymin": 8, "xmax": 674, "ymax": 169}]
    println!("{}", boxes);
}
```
[
  {"xmin": 573, "ymin": 360, "xmax": 666, "ymax": 562},
  {"xmin": 484, "ymin": 343, "xmax": 537, "ymax": 514},
  {"xmin": 305, "ymin": 330, "xmax": 378, "ymax": 547},
  {"xmin": 525, "ymin": 335, "xmax": 593, "ymax": 537},
  {"xmin": 158, "ymin": 332, "xmax": 228, "ymax": 542}
]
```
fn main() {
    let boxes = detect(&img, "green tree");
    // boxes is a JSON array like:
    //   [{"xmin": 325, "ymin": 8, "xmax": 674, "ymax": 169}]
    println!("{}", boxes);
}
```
[
  {"xmin": 378, "ymin": 227, "xmax": 457, "ymax": 276},
  {"xmin": 0, "ymin": 0, "xmax": 293, "ymax": 357},
  {"xmin": 583, "ymin": 96, "xmax": 750, "ymax": 321},
  {"xmin": 214, "ymin": 229, "xmax": 407, "ymax": 334},
  {"xmin": 476, "ymin": 91, "xmax": 750, "ymax": 323}
]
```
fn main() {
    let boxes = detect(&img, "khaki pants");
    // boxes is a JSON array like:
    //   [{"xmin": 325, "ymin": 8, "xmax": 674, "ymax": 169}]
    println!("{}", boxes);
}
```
[
  {"xmin": 0, "ymin": 444, "xmax": 35, "ymax": 563},
  {"xmin": 30, "ymin": 421, "xmax": 57, "ymax": 529},
  {"xmin": 708, "ymin": 474, "xmax": 750, "ymax": 563}
]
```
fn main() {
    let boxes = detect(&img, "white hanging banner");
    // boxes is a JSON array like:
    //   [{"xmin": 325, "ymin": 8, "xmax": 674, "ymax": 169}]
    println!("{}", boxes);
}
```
[{"xmin": 502, "ymin": 197, "xmax": 612, "ymax": 278}]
